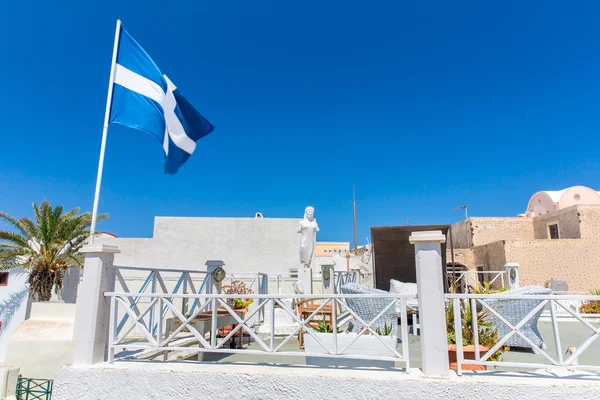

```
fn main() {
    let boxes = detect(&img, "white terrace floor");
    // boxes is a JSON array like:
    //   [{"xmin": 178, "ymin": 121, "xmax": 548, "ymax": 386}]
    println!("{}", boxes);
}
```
[{"xmin": 114, "ymin": 319, "xmax": 600, "ymax": 375}]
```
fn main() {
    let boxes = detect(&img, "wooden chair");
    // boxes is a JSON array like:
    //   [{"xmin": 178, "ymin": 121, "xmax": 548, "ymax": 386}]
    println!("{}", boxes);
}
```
[{"xmin": 294, "ymin": 283, "xmax": 333, "ymax": 348}]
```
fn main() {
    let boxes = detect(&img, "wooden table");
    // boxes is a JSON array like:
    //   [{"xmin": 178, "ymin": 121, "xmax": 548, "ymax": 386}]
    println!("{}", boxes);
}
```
[{"xmin": 166, "ymin": 308, "xmax": 246, "ymax": 347}]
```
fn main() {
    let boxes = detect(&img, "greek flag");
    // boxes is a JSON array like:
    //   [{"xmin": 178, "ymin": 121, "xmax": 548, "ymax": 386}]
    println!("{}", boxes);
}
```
[{"xmin": 109, "ymin": 26, "xmax": 214, "ymax": 174}]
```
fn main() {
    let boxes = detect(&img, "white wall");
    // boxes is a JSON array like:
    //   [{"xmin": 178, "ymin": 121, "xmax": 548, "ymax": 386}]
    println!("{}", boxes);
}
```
[
  {"xmin": 54, "ymin": 267, "xmax": 81, "ymax": 303},
  {"xmin": 4, "ymin": 302, "xmax": 77, "ymax": 379},
  {"xmin": 0, "ymin": 268, "xmax": 31, "ymax": 362},
  {"xmin": 98, "ymin": 217, "xmax": 308, "ymax": 276},
  {"xmin": 53, "ymin": 362, "xmax": 600, "ymax": 400},
  {"xmin": 0, "ymin": 266, "xmax": 80, "ymax": 364}
]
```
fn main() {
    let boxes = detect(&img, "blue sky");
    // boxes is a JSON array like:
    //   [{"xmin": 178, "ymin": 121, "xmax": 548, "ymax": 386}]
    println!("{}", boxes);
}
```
[{"xmin": 1, "ymin": 0, "xmax": 600, "ymax": 243}]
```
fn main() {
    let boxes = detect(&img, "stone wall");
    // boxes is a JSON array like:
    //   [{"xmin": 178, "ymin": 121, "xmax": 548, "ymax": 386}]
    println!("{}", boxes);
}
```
[
  {"xmin": 470, "ymin": 218, "xmax": 534, "ymax": 247},
  {"xmin": 503, "ymin": 240, "xmax": 600, "ymax": 292},
  {"xmin": 446, "ymin": 249, "xmax": 475, "ymax": 270},
  {"xmin": 472, "ymin": 241, "xmax": 507, "ymax": 271},
  {"xmin": 533, "ymin": 206, "xmax": 581, "ymax": 239},
  {"xmin": 577, "ymin": 205, "xmax": 600, "ymax": 239}
]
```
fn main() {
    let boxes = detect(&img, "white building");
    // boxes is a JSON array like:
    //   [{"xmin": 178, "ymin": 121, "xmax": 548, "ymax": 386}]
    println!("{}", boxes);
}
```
[
  {"xmin": 0, "ymin": 267, "xmax": 30, "ymax": 362},
  {"xmin": 98, "ymin": 216, "xmax": 339, "ymax": 276}
]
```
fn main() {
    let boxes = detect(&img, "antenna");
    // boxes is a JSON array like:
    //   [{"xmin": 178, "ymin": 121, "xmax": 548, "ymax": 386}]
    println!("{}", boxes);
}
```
[
  {"xmin": 353, "ymin": 186, "xmax": 357, "ymax": 252},
  {"xmin": 451, "ymin": 204, "xmax": 469, "ymax": 220}
]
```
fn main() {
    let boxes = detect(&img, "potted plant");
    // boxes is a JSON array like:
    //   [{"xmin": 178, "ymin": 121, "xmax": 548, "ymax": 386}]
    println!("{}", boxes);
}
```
[
  {"xmin": 446, "ymin": 283, "xmax": 503, "ymax": 371},
  {"xmin": 221, "ymin": 280, "xmax": 254, "ymax": 310},
  {"xmin": 579, "ymin": 289, "xmax": 600, "ymax": 314},
  {"xmin": 303, "ymin": 320, "xmax": 397, "ymax": 358}
]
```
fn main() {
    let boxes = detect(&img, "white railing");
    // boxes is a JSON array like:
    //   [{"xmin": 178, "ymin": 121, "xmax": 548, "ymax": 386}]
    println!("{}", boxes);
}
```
[
  {"xmin": 105, "ymin": 291, "xmax": 413, "ymax": 369},
  {"xmin": 335, "ymin": 270, "xmax": 360, "ymax": 290},
  {"xmin": 446, "ymin": 293, "xmax": 600, "ymax": 375},
  {"xmin": 447, "ymin": 271, "xmax": 507, "ymax": 292},
  {"xmin": 227, "ymin": 272, "xmax": 360, "ymax": 295},
  {"xmin": 224, "ymin": 273, "xmax": 268, "ymax": 294},
  {"xmin": 275, "ymin": 274, "xmax": 297, "ymax": 294},
  {"xmin": 113, "ymin": 266, "xmax": 211, "ymax": 337}
]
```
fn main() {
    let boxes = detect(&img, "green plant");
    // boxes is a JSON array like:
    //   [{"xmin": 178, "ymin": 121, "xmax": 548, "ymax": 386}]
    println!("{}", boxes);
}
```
[
  {"xmin": 312, "ymin": 319, "xmax": 344, "ymax": 333},
  {"xmin": 0, "ymin": 201, "xmax": 107, "ymax": 301},
  {"xmin": 472, "ymin": 282, "xmax": 507, "ymax": 294},
  {"xmin": 358, "ymin": 322, "xmax": 393, "ymax": 336},
  {"xmin": 579, "ymin": 289, "xmax": 600, "ymax": 314},
  {"xmin": 221, "ymin": 280, "xmax": 254, "ymax": 309},
  {"xmin": 446, "ymin": 299, "xmax": 502, "ymax": 361},
  {"xmin": 375, "ymin": 323, "xmax": 393, "ymax": 336}
]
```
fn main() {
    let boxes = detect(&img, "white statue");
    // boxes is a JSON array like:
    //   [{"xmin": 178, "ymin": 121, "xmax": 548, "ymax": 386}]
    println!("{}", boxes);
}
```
[{"xmin": 298, "ymin": 206, "xmax": 319, "ymax": 268}]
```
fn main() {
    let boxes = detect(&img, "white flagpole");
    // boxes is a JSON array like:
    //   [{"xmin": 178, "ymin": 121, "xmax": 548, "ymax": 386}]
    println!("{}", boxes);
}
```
[{"xmin": 90, "ymin": 19, "xmax": 122, "ymax": 243}]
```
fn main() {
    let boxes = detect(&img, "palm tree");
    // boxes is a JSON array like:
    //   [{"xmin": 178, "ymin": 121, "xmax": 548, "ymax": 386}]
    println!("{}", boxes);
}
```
[{"xmin": 0, "ymin": 201, "xmax": 107, "ymax": 301}]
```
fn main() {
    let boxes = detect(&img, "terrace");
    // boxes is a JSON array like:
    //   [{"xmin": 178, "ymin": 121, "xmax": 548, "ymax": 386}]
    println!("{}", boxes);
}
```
[{"xmin": 51, "ymin": 231, "xmax": 600, "ymax": 399}]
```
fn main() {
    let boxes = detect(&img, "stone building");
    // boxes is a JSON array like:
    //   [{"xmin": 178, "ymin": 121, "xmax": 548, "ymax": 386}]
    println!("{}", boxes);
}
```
[{"xmin": 448, "ymin": 185, "xmax": 600, "ymax": 292}]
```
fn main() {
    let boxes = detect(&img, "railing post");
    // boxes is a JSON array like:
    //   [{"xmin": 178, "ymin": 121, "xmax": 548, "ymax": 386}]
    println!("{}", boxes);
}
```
[
  {"xmin": 409, "ymin": 231, "xmax": 450, "ymax": 376},
  {"xmin": 182, "ymin": 272, "xmax": 189, "ymax": 315},
  {"xmin": 73, "ymin": 244, "xmax": 120, "ymax": 365},
  {"xmin": 206, "ymin": 260, "xmax": 225, "ymax": 348},
  {"xmin": 299, "ymin": 267, "xmax": 313, "ymax": 294}
]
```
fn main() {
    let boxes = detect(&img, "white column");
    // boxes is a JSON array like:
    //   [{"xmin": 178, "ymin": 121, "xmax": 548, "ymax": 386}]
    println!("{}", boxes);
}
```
[
  {"xmin": 409, "ymin": 230, "xmax": 450, "ymax": 377},
  {"xmin": 0, "ymin": 364, "xmax": 19, "ymax": 399},
  {"xmin": 205, "ymin": 260, "xmax": 225, "ymax": 353},
  {"xmin": 321, "ymin": 265, "xmax": 335, "ymax": 294},
  {"xmin": 299, "ymin": 267, "xmax": 313, "ymax": 294},
  {"xmin": 73, "ymin": 244, "xmax": 120, "ymax": 365},
  {"xmin": 505, "ymin": 262, "xmax": 520, "ymax": 290}
]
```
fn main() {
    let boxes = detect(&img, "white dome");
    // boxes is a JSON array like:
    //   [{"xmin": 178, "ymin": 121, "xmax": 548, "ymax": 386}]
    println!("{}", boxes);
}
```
[{"xmin": 526, "ymin": 186, "xmax": 600, "ymax": 216}]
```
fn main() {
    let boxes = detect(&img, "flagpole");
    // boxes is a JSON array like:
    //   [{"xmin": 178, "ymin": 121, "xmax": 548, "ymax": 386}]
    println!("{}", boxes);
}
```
[{"xmin": 90, "ymin": 19, "xmax": 122, "ymax": 243}]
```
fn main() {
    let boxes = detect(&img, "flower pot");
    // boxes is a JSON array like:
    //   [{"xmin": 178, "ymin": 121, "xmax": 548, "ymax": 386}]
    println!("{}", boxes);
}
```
[
  {"xmin": 304, "ymin": 332, "xmax": 398, "ymax": 368},
  {"xmin": 304, "ymin": 332, "xmax": 397, "ymax": 358},
  {"xmin": 447, "ymin": 344, "xmax": 488, "ymax": 371}
]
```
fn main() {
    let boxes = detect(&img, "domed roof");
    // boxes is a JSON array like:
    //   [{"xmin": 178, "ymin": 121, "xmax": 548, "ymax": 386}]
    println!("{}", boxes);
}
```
[{"xmin": 526, "ymin": 186, "xmax": 600, "ymax": 216}]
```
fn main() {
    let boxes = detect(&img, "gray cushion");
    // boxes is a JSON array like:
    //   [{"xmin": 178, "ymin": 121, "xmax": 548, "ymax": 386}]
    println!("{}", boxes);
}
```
[
  {"xmin": 483, "ymin": 286, "xmax": 550, "ymax": 349},
  {"xmin": 341, "ymin": 283, "xmax": 398, "ymax": 338}
]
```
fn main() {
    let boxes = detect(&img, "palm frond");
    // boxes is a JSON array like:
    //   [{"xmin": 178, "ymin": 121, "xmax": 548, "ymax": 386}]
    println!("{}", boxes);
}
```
[
  {"xmin": 0, "ymin": 230, "xmax": 30, "ymax": 249},
  {"xmin": 0, "ymin": 211, "xmax": 32, "ymax": 239},
  {"xmin": 0, "ymin": 201, "xmax": 109, "ymax": 300}
]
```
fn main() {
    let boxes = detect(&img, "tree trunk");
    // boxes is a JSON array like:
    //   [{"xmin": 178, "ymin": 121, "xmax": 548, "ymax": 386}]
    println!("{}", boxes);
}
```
[{"xmin": 29, "ymin": 269, "xmax": 59, "ymax": 301}]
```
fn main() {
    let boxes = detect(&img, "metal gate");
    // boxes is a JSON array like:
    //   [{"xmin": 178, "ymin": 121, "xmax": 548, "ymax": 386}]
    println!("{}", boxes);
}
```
[{"xmin": 15, "ymin": 377, "xmax": 53, "ymax": 400}]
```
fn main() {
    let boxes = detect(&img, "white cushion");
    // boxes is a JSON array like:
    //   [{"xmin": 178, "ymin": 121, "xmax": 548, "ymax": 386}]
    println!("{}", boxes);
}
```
[{"xmin": 390, "ymin": 279, "xmax": 417, "ymax": 296}]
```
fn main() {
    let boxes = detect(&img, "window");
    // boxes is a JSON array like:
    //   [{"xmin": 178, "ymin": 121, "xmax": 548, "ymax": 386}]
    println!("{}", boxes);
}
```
[
  {"xmin": 476, "ymin": 266, "xmax": 485, "ymax": 286},
  {"xmin": 548, "ymin": 224, "xmax": 560, "ymax": 239},
  {"xmin": 289, "ymin": 268, "xmax": 298, "ymax": 278},
  {"xmin": 0, "ymin": 272, "xmax": 8, "ymax": 286}
]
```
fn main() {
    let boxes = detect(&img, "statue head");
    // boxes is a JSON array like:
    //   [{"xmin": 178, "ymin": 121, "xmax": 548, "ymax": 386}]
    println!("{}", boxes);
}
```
[{"xmin": 304, "ymin": 206, "xmax": 315, "ymax": 222}]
